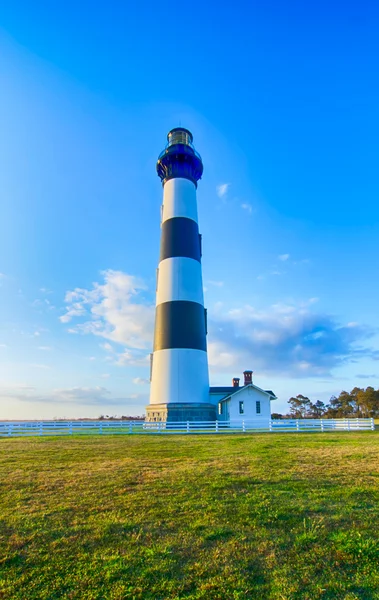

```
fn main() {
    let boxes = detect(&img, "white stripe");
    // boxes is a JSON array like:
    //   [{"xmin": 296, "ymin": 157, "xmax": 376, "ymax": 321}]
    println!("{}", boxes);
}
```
[
  {"xmin": 150, "ymin": 348, "xmax": 209, "ymax": 405},
  {"xmin": 156, "ymin": 257, "xmax": 204, "ymax": 305},
  {"xmin": 162, "ymin": 178, "xmax": 198, "ymax": 223}
]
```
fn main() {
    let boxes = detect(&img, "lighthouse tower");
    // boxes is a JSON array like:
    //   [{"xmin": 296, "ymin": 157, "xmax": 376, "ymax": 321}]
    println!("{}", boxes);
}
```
[{"xmin": 146, "ymin": 128, "xmax": 215, "ymax": 423}]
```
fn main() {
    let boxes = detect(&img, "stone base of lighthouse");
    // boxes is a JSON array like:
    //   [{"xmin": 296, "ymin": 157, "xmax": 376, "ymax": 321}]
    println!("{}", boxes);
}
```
[{"xmin": 145, "ymin": 402, "xmax": 216, "ymax": 423}]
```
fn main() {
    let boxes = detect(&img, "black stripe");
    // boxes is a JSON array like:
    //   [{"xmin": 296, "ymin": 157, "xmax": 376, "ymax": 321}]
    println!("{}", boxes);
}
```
[
  {"xmin": 160, "ymin": 217, "xmax": 201, "ymax": 263},
  {"xmin": 153, "ymin": 301, "xmax": 207, "ymax": 351}
]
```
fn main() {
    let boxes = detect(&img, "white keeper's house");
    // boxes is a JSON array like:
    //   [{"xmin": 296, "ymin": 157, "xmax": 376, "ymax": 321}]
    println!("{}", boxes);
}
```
[{"xmin": 209, "ymin": 370, "xmax": 277, "ymax": 422}]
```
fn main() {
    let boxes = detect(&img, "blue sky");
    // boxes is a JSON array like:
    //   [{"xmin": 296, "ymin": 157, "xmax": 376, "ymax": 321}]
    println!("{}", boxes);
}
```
[{"xmin": 1, "ymin": 0, "xmax": 378, "ymax": 419}]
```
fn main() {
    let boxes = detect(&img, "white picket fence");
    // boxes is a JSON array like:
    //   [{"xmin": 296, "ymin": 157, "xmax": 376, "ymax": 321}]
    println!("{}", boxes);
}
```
[{"xmin": 0, "ymin": 418, "xmax": 375, "ymax": 437}]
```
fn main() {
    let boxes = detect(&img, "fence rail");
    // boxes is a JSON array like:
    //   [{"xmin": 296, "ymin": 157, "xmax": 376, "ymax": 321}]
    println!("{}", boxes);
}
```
[{"xmin": 0, "ymin": 418, "xmax": 375, "ymax": 437}]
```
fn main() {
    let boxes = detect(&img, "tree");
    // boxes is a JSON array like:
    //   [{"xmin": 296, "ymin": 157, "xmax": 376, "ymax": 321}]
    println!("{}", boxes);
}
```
[
  {"xmin": 287, "ymin": 386, "xmax": 379, "ymax": 419},
  {"xmin": 351, "ymin": 386, "xmax": 379, "ymax": 418},
  {"xmin": 288, "ymin": 395, "xmax": 311, "ymax": 418},
  {"xmin": 326, "ymin": 391, "xmax": 355, "ymax": 417},
  {"xmin": 308, "ymin": 400, "xmax": 326, "ymax": 418}
]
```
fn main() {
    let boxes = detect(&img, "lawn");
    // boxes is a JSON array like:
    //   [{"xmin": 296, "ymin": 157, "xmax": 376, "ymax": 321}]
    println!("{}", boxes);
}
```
[{"xmin": 1, "ymin": 433, "xmax": 379, "ymax": 600}]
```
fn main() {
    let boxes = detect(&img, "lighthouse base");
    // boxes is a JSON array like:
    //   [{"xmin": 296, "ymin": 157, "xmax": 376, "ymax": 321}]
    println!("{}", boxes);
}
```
[{"xmin": 145, "ymin": 402, "xmax": 216, "ymax": 423}]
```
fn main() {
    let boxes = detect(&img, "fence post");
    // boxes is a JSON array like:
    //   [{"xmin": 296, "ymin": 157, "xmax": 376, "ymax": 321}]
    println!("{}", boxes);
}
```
[
  {"xmin": 158, "ymin": 421, "xmax": 161, "ymax": 433},
  {"xmin": 321, "ymin": 419, "xmax": 324, "ymax": 432},
  {"xmin": 69, "ymin": 422, "xmax": 73, "ymax": 435},
  {"xmin": 269, "ymin": 420, "xmax": 272, "ymax": 432},
  {"xmin": 99, "ymin": 422, "xmax": 103, "ymax": 434},
  {"xmin": 242, "ymin": 420, "xmax": 246, "ymax": 433},
  {"xmin": 215, "ymin": 420, "xmax": 219, "ymax": 433},
  {"xmin": 39, "ymin": 422, "xmax": 43, "ymax": 436},
  {"xmin": 129, "ymin": 421, "xmax": 133, "ymax": 434},
  {"xmin": 296, "ymin": 420, "xmax": 299, "ymax": 432},
  {"xmin": 371, "ymin": 418, "xmax": 375, "ymax": 431},
  {"xmin": 186, "ymin": 421, "xmax": 190, "ymax": 433},
  {"xmin": 347, "ymin": 419, "xmax": 350, "ymax": 432},
  {"xmin": 8, "ymin": 424, "xmax": 13, "ymax": 437}
]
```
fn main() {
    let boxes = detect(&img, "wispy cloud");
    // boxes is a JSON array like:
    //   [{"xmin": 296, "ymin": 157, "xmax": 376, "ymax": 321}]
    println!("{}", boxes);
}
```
[
  {"xmin": 32, "ymin": 298, "xmax": 56, "ymax": 311},
  {"xmin": 257, "ymin": 270, "xmax": 284, "ymax": 280},
  {"xmin": 216, "ymin": 183, "xmax": 229, "ymax": 198},
  {"xmin": 100, "ymin": 342, "xmax": 115, "ymax": 352},
  {"xmin": 355, "ymin": 374, "xmax": 379, "ymax": 380},
  {"xmin": 133, "ymin": 377, "xmax": 150, "ymax": 385},
  {"xmin": 206, "ymin": 280, "xmax": 224, "ymax": 287},
  {"xmin": 278, "ymin": 253, "xmax": 290, "ymax": 261},
  {"xmin": 0, "ymin": 384, "xmax": 147, "ymax": 408},
  {"xmin": 241, "ymin": 202, "xmax": 253, "ymax": 215},
  {"xmin": 37, "ymin": 346, "xmax": 52, "ymax": 351}
]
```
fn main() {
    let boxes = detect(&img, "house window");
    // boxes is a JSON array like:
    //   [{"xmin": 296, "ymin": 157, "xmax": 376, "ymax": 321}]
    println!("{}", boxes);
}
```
[
  {"xmin": 239, "ymin": 401, "xmax": 244, "ymax": 414},
  {"xmin": 256, "ymin": 401, "xmax": 261, "ymax": 414},
  {"xmin": 218, "ymin": 402, "xmax": 223, "ymax": 415}
]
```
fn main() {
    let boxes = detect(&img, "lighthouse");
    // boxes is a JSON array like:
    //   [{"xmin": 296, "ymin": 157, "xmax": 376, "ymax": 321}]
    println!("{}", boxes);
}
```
[{"xmin": 146, "ymin": 128, "xmax": 216, "ymax": 423}]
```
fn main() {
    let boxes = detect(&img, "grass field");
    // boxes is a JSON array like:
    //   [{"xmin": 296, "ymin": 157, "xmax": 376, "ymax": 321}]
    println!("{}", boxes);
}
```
[{"xmin": 1, "ymin": 433, "xmax": 379, "ymax": 600}]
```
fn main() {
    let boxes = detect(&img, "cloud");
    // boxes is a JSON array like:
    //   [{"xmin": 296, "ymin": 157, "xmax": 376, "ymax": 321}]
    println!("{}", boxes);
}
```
[
  {"xmin": 33, "ymin": 298, "xmax": 56, "ymax": 311},
  {"xmin": 100, "ymin": 342, "xmax": 114, "ymax": 352},
  {"xmin": 37, "ymin": 346, "xmax": 52, "ymax": 351},
  {"xmin": 60, "ymin": 270, "xmax": 155, "ymax": 363},
  {"xmin": 206, "ymin": 280, "xmax": 224, "ymax": 287},
  {"xmin": 241, "ymin": 202, "xmax": 253, "ymax": 214},
  {"xmin": 59, "ymin": 270, "xmax": 378, "ymax": 381},
  {"xmin": 208, "ymin": 301, "xmax": 378, "ymax": 378},
  {"xmin": 257, "ymin": 270, "xmax": 285, "ymax": 280},
  {"xmin": 278, "ymin": 254, "xmax": 290, "ymax": 261},
  {"xmin": 0, "ymin": 385, "xmax": 142, "ymax": 407},
  {"xmin": 116, "ymin": 351, "xmax": 150, "ymax": 367},
  {"xmin": 355, "ymin": 374, "xmax": 379, "ymax": 380},
  {"xmin": 0, "ymin": 344, "xmax": 7, "ymax": 348},
  {"xmin": 52, "ymin": 387, "xmax": 111, "ymax": 404},
  {"xmin": 133, "ymin": 377, "xmax": 150, "ymax": 385},
  {"xmin": 216, "ymin": 183, "xmax": 229, "ymax": 198}
]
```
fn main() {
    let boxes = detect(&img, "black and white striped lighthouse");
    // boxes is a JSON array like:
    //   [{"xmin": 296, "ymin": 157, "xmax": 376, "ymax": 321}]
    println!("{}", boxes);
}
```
[{"xmin": 146, "ymin": 128, "xmax": 216, "ymax": 423}]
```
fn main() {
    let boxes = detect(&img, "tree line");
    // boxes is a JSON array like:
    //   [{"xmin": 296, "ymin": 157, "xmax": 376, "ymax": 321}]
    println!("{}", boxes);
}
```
[{"xmin": 271, "ymin": 386, "xmax": 379, "ymax": 419}]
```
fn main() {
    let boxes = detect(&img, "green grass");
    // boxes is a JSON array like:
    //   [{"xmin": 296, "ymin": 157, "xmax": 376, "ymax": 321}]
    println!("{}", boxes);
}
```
[{"xmin": 1, "ymin": 433, "xmax": 379, "ymax": 600}]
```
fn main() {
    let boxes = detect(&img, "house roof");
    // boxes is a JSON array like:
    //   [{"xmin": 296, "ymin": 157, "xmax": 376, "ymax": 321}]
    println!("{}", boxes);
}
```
[
  {"xmin": 210, "ymin": 385, "xmax": 277, "ymax": 401},
  {"xmin": 209, "ymin": 387, "xmax": 238, "ymax": 394}
]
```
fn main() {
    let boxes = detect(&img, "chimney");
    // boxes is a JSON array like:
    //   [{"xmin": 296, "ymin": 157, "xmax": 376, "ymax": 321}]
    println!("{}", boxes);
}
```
[
  {"xmin": 232, "ymin": 377, "xmax": 240, "ymax": 388},
  {"xmin": 243, "ymin": 370, "xmax": 253, "ymax": 386}
]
